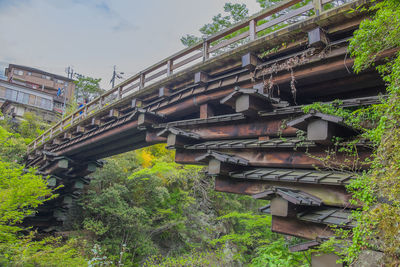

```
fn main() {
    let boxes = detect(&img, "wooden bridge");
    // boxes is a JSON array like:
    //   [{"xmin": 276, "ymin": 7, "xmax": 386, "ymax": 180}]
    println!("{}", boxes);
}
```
[{"xmin": 25, "ymin": 0, "xmax": 385, "ymax": 263}]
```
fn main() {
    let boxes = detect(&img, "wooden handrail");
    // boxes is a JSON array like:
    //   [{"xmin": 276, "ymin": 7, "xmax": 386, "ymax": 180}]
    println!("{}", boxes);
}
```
[{"xmin": 28, "ymin": 0, "xmax": 347, "ymax": 152}]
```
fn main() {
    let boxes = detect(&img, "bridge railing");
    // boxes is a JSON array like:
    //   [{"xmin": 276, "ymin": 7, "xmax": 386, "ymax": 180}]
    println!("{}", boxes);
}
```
[{"xmin": 28, "ymin": 0, "xmax": 353, "ymax": 152}]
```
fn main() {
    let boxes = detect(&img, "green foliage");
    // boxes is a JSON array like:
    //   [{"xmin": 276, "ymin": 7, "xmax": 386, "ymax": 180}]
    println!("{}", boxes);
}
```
[
  {"xmin": 0, "ymin": 121, "xmax": 89, "ymax": 265},
  {"xmin": 2, "ymin": 235, "xmax": 87, "ymax": 267},
  {"xmin": 304, "ymin": 0, "xmax": 400, "ymax": 265},
  {"xmin": 210, "ymin": 211, "xmax": 309, "ymax": 265},
  {"xmin": 181, "ymin": 3, "xmax": 249, "ymax": 49},
  {"xmin": 74, "ymin": 75, "xmax": 104, "ymax": 102}
]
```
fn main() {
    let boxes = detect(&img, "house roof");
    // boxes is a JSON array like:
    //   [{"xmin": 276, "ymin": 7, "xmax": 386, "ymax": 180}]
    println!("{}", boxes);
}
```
[{"xmin": 6, "ymin": 64, "xmax": 74, "ymax": 82}]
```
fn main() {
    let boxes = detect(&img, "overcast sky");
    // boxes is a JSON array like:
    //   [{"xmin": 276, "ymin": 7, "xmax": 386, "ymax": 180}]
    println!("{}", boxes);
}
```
[{"xmin": 0, "ymin": 0, "xmax": 261, "ymax": 89}]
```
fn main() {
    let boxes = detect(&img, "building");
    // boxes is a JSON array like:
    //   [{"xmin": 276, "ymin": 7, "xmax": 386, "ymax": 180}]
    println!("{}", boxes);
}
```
[
  {"xmin": 5, "ymin": 64, "xmax": 75, "ymax": 114},
  {"xmin": 0, "ymin": 79, "xmax": 56, "ymax": 123},
  {"xmin": 0, "ymin": 64, "xmax": 75, "ymax": 121}
]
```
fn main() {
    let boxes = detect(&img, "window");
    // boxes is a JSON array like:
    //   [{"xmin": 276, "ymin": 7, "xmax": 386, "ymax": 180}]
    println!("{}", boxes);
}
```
[
  {"xmin": 57, "ymin": 80, "xmax": 64, "ymax": 84},
  {"xmin": 0, "ymin": 87, "xmax": 5, "ymax": 98},
  {"xmin": 13, "ymin": 69, "xmax": 24, "ymax": 76},
  {"xmin": 5, "ymin": 89, "xmax": 17, "ymax": 101},
  {"xmin": 22, "ymin": 93, "xmax": 29, "ymax": 104},
  {"xmin": 40, "ymin": 98, "xmax": 52, "ymax": 110},
  {"xmin": 27, "ymin": 72, "xmax": 32, "ymax": 76},
  {"xmin": 29, "ymin": 94, "xmax": 36, "ymax": 105},
  {"xmin": 16, "ymin": 92, "xmax": 24, "ymax": 103},
  {"xmin": 35, "ymin": 96, "xmax": 42, "ymax": 106}
]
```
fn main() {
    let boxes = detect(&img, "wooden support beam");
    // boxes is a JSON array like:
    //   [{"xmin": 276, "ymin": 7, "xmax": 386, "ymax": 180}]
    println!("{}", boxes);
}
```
[
  {"xmin": 145, "ymin": 131, "xmax": 166, "ymax": 144},
  {"xmin": 199, "ymin": 103, "xmax": 214, "ymax": 119},
  {"xmin": 194, "ymin": 71, "xmax": 209, "ymax": 85},
  {"xmin": 63, "ymin": 132, "xmax": 72, "ymax": 141},
  {"xmin": 53, "ymin": 138, "xmax": 62, "ymax": 145},
  {"xmin": 235, "ymin": 94, "xmax": 265, "ymax": 116},
  {"xmin": 138, "ymin": 112, "xmax": 164, "ymax": 126},
  {"xmin": 271, "ymin": 216, "xmax": 334, "ymax": 240},
  {"xmin": 242, "ymin": 53, "xmax": 260, "ymax": 70},
  {"xmin": 307, "ymin": 27, "xmax": 328, "ymax": 47},
  {"xmin": 175, "ymin": 149, "xmax": 370, "ymax": 170},
  {"xmin": 207, "ymin": 159, "xmax": 242, "ymax": 175},
  {"xmin": 44, "ymin": 144, "xmax": 53, "ymax": 150},
  {"xmin": 73, "ymin": 126, "xmax": 85, "ymax": 135},
  {"xmin": 184, "ymin": 119, "xmax": 297, "ymax": 140},
  {"xmin": 159, "ymin": 87, "xmax": 171, "ymax": 98},
  {"xmin": 214, "ymin": 176, "xmax": 352, "ymax": 207},
  {"xmin": 44, "ymin": 159, "xmax": 69, "ymax": 175},
  {"xmin": 270, "ymin": 196, "xmax": 297, "ymax": 217},
  {"xmin": 86, "ymin": 118, "xmax": 101, "ymax": 129}
]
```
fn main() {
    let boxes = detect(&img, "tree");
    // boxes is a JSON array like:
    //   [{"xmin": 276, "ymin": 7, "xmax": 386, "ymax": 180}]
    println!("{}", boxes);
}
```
[
  {"xmin": 181, "ymin": 3, "xmax": 249, "ymax": 48},
  {"xmin": 74, "ymin": 76, "xmax": 104, "ymax": 103}
]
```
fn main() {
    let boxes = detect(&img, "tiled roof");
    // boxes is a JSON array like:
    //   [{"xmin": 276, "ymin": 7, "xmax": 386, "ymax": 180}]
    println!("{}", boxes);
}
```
[
  {"xmin": 157, "ymin": 126, "xmax": 200, "ymax": 139},
  {"xmin": 252, "ymin": 187, "xmax": 322, "ymax": 206},
  {"xmin": 185, "ymin": 137, "xmax": 315, "ymax": 150},
  {"xmin": 195, "ymin": 150, "xmax": 249, "ymax": 165},
  {"xmin": 298, "ymin": 207, "xmax": 355, "ymax": 227},
  {"xmin": 229, "ymin": 168, "xmax": 357, "ymax": 185}
]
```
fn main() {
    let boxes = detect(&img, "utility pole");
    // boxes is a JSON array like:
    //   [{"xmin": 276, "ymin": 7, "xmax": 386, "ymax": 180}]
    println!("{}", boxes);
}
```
[
  {"xmin": 65, "ymin": 66, "xmax": 74, "ymax": 79},
  {"xmin": 110, "ymin": 65, "xmax": 124, "ymax": 88}
]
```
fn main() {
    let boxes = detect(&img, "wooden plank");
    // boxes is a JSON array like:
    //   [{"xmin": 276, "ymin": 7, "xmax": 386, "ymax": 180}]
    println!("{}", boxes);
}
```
[
  {"xmin": 256, "ymin": 3, "xmax": 314, "ymax": 33},
  {"xmin": 214, "ymin": 176, "xmax": 353, "ymax": 207},
  {"xmin": 208, "ymin": 31, "xmax": 250, "ymax": 53},
  {"xmin": 200, "ymin": 103, "xmax": 214, "ymax": 119},
  {"xmin": 172, "ymin": 52, "xmax": 203, "ymax": 70},
  {"xmin": 144, "ymin": 68, "xmax": 168, "ymax": 83},
  {"xmin": 271, "ymin": 216, "xmax": 334, "ymax": 240}
]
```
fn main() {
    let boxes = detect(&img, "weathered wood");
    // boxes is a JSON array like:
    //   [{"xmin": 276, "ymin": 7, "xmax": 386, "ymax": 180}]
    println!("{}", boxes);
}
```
[
  {"xmin": 53, "ymin": 138, "xmax": 62, "ymax": 145},
  {"xmin": 74, "ymin": 126, "xmax": 85, "ymax": 135},
  {"xmin": 200, "ymin": 103, "xmax": 214, "ymax": 119},
  {"xmin": 242, "ymin": 53, "xmax": 260, "ymax": 70},
  {"xmin": 270, "ymin": 197, "xmax": 297, "ymax": 217},
  {"xmin": 308, "ymin": 27, "xmax": 328, "ymax": 46},
  {"xmin": 172, "ymin": 52, "xmax": 203, "ymax": 70},
  {"xmin": 256, "ymin": 3, "xmax": 313, "ymax": 33},
  {"xmin": 63, "ymin": 132, "xmax": 72, "ymax": 141},
  {"xmin": 271, "ymin": 216, "xmax": 334, "ymax": 240},
  {"xmin": 214, "ymin": 176, "xmax": 353, "ymax": 207},
  {"xmin": 235, "ymin": 94, "xmax": 266, "ymax": 116},
  {"xmin": 159, "ymin": 87, "xmax": 171, "ymax": 98},
  {"xmin": 194, "ymin": 71, "xmax": 209, "ymax": 85},
  {"xmin": 175, "ymin": 149, "xmax": 370, "ymax": 170}
]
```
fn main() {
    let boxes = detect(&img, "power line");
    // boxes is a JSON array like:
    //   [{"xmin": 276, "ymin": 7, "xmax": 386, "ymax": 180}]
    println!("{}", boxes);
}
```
[{"xmin": 110, "ymin": 65, "xmax": 124, "ymax": 88}]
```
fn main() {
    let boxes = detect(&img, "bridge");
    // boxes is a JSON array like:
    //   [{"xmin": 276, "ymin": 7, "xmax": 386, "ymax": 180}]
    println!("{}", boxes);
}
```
[{"xmin": 25, "ymin": 0, "xmax": 384, "ymax": 262}]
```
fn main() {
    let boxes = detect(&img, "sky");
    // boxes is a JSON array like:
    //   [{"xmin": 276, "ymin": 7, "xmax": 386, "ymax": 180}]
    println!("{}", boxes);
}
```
[{"xmin": 0, "ymin": 0, "xmax": 261, "ymax": 89}]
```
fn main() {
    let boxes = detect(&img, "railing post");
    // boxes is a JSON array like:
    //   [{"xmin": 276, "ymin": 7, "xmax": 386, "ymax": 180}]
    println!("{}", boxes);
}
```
[
  {"xmin": 50, "ymin": 128, "xmax": 53, "ymax": 138},
  {"xmin": 249, "ymin": 19, "xmax": 256, "ymax": 41},
  {"xmin": 71, "ymin": 114, "xmax": 74, "ymax": 124},
  {"xmin": 118, "ymin": 86, "xmax": 122, "ymax": 100},
  {"xmin": 99, "ymin": 96, "xmax": 103, "ymax": 107},
  {"xmin": 167, "ymin": 60, "xmax": 173, "ymax": 76},
  {"xmin": 139, "ymin": 73, "xmax": 145, "ymax": 89},
  {"xmin": 84, "ymin": 105, "xmax": 88, "ymax": 116},
  {"xmin": 202, "ymin": 37, "xmax": 209, "ymax": 62},
  {"xmin": 313, "ymin": 0, "xmax": 322, "ymax": 16}
]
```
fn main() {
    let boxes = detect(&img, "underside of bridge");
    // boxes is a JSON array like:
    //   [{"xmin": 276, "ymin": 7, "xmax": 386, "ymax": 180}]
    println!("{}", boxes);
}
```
[{"xmin": 24, "ymin": 1, "xmax": 388, "ymax": 263}]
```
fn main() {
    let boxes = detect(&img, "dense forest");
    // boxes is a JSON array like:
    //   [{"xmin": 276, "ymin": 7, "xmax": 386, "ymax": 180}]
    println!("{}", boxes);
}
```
[{"xmin": 1, "ymin": 0, "xmax": 400, "ymax": 266}]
